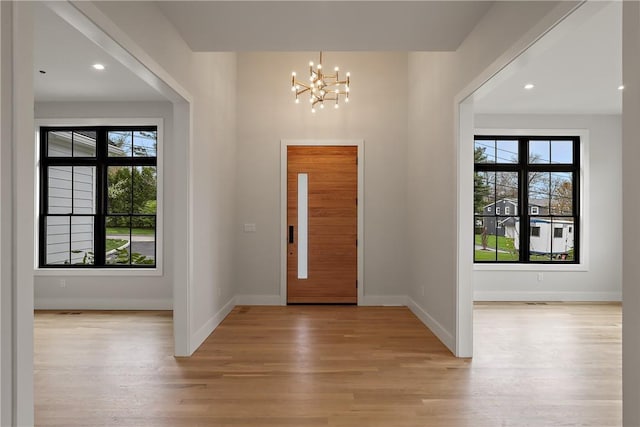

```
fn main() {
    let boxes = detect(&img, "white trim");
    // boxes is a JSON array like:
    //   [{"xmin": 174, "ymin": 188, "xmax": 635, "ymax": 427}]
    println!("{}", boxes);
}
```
[
  {"xmin": 189, "ymin": 297, "xmax": 235, "ymax": 355},
  {"xmin": 407, "ymin": 297, "xmax": 455, "ymax": 354},
  {"xmin": 234, "ymin": 294, "xmax": 281, "ymax": 305},
  {"xmin": 454, "ymin": 1, "xmax": 584, "ymax": 359},
  {"xmin": 474, "ymin": 291, "xmax": 621, "ymax": 302},
  {"xmin": 13, "ymin": 3, "xmax": 35, "ymax": 424},
  {"xmin": 359, "ymin": 295, "xmax": 407, "ymax": 306},
  {"xmin": 455, "ymin": 98, "xmax": 475, "ymax": 358},
  {"xmin": 34, "ymin": 297, "xmax": 172, "ymax": 310},
  {"xmin": 34, "ymin": 118, "xmax": 165, "ymax": 276},
  {"xmin": 474, "ymin": 263, "xmax": 587, "ymax": 272},
  {"xmin": 280, "ymin": 139, "xmax": 365, "ymax": 306},
  {"xmin": 473, "ymin": 128, "xmax": 590, "ymax": 273}
]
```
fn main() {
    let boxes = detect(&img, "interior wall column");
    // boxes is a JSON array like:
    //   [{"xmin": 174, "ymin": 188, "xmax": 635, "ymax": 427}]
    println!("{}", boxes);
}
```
[{"xmin": 622, "ymin": 1, "xmax": 640, "ymax": 425}]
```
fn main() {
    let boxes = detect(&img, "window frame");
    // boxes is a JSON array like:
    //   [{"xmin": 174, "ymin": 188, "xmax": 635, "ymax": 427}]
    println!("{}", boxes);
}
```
[
  {"xmin": 474, "ymin": 134, "xmax": 581, "ymax": 265},
  {"xmin": 36, "ymin": 121, "xmax": 162, "ymax": 273}
]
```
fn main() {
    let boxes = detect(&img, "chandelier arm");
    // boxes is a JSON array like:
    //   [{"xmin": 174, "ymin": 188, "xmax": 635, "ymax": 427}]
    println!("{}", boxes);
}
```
[{"xmin": 295, "ymin": 82, "xmax": 311, "ymax": 90}]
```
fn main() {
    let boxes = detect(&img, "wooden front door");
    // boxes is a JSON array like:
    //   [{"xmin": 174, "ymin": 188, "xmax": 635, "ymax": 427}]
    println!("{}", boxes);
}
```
[{"xmin": 287, "ymin": 146, "xmax": 358, "ymax": 304}]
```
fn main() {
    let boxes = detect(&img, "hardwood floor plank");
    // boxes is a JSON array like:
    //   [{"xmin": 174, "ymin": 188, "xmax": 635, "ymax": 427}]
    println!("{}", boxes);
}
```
[{"xmin": 34, "ymin": 304, "xmax": 621, "ymax": 426}]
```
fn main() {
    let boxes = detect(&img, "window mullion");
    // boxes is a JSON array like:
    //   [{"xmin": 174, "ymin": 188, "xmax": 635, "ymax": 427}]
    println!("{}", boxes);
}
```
[
  {"xmin": 520, "ymin": 138, "xmax": 529, "ymax": 262},
  {"xmin": 94, "ymin": 129, "xmax": 107, "ymax": 266}
]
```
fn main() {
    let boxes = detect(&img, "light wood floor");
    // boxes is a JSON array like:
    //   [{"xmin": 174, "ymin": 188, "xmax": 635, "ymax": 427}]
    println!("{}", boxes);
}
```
[{"xmin": 34, "ymin": 303, "xmax": 621, "ymax": 426}]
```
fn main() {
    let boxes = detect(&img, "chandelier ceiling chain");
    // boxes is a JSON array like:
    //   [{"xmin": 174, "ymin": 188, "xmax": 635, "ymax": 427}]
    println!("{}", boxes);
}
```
[{"xmin": 291, "ymin": 52, "xmax": 350, "ymax": 113}]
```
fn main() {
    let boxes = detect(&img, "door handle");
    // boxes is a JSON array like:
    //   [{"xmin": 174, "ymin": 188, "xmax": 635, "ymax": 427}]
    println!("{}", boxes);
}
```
[{"xmin": 288, "ymin": 225, "xmax": 294, "ymax": 244}]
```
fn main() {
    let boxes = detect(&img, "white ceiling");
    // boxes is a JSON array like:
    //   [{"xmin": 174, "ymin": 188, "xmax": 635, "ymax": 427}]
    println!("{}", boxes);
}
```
[
  {"xmin": 156, "ymin": 1, "xmax": 494, "ymax": 51},
  {"xmin": 34, "ymin": 0, "xmax": 621, "ymax": 115},
  {"xmin": 34, "ymin": 3, "xmax": 166, "ymax": 102},
  {"xmin": 474, "ymin": 1, "xmax": 622, "ymax": 115}
]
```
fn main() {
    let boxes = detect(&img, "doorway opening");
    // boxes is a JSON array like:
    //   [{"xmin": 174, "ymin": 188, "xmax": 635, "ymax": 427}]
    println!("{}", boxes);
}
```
[{"xmin": 456, "ymin": 2, "xmax": 622, "ymax": 420}]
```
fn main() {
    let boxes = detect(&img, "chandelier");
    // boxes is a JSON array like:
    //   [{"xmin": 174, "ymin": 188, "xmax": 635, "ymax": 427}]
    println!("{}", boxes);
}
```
[{"xmin": 291, "ymin": 52, "xmax": 350, "ymax": 113}]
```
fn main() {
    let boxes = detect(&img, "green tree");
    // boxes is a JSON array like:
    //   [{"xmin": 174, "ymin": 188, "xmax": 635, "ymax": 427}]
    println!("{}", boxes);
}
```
[
  {"xmin": 107, "ymin": 166, "xmax": 156, "ymax": 228},
  {"xmin": 474, "ymin": 147, "xmax": 491, "ymax": 213}
]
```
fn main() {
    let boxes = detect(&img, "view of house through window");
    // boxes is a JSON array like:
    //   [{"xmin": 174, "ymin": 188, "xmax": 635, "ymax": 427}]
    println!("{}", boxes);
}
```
[
  {"xmin": 474, "ymin": 135, "xmax": 579, "ymax": 263},
  {"xmin": 39, "ymin": 127, "xmax": 158, "ymax": 268}
]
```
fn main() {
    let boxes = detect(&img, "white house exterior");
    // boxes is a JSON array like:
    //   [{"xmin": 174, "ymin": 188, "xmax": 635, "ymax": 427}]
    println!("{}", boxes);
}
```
[
  {"xmin": 46, "ymin": 131, "xmax": 96, "ymax": 265},
  {"xmin": 512, "ymin": 217, "xmax": 575, "ymax": 256}
]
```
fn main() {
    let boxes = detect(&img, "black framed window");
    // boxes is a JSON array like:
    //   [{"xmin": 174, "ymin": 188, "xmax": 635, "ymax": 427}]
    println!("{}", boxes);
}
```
[
  {"xmin": 39, "ymin": 127, "xmax": 157, "ymax": 268},
  {"xmin": 474, "ymin": 136, "xmax": 579, "ymax": 263}
]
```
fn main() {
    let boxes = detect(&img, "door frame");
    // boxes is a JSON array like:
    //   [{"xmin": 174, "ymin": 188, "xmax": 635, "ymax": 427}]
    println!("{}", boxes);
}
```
[{"xmin": 280, "ymin": 140, "xmax": 364, "ymax": 306}]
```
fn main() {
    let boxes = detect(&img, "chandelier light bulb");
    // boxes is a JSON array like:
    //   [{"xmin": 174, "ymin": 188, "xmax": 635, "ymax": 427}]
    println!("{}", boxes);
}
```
[
  {"xmin": 346, "ymin": 72, "xmax": 350, "ymax": 77},
  {"xmin": 311, "ymin": 108, "xmax": 316, "ymax": 113},
  {"xmin": 334, "ymin": 104, "xmax": 339, "ymax": 109},
  {"xmin": 335, "ymin": 66, "xmax": 339, "ymax": 72},
  {"xmin": 309, "ymin": 61, "xmax": 314, "ymax": 67},
  {"xmin": 320, "ymin": 103, "xmax": 324, "ymax": 109},
  {"xmin": 295, "ymin": 98, "xmax": 300, "ymax": 104},
  {"xmin": 345, "ymin": 97, "xmax": 349, "ymax": 103},
  {"xmin": 292, "ymin": 71, "xmax": 296, "ymax": 77}
]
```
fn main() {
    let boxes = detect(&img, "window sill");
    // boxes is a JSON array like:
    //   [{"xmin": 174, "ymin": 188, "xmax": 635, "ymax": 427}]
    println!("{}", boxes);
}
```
[
  {"xmin": 474, "ymin": 263, "xmax": 588, "ymax": 272},
  {"xmin": 34, "ymin": 267, "xmax": 163, "ymax": 277}
]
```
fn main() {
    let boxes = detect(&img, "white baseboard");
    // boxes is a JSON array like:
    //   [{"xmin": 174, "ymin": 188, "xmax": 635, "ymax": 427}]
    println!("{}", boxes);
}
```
[
  {"xmin": 407, "ymin": 297, "xmax": 455, "ymax": 353},
  {"xmin": 474, "ymin": 291, "xmax": 622, "ymax": 302},
  {"xmin": 34, "ymin": 297, "xmax": 172, "ymax": 310},
  {"xmin": 234, "ymin": 294, "xmax": 282, "ymax": 305},
  {"xmin": 359, "ymin": 295, "xmax": 408, "ymax": 306},
  {"xmin": 189, "ymin": 297, "xmax": 236, "ymax": 354}
]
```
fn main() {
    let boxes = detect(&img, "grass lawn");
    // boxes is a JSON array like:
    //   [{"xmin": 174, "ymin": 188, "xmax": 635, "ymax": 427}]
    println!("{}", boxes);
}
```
[
  {"xmin": 106, "ymin": 239, "xmax": 127, "ymax": 251},
  {"xmin": 475, "ymin": 249, "xmax": 519, "ymax": 261},
  {"xmin": 474, "ymin": 233, "xmax": 574, "ymax": 262},
  {"xmin": 475, "ymin": 233, "xmax": 518, "ymax": 261},
  {"xmin": 474, "ymin": 234, "xmax": 515, "ymax": 252},
  {"xmin": 106, "ymin": 227, "xmax": 154, "ymax": 236}
]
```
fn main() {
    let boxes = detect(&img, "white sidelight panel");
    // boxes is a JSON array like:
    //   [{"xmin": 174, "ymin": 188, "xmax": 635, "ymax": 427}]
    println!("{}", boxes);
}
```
[{"xmin": 298, "ymin": 173, "xmax": 308, "ymax": 279}]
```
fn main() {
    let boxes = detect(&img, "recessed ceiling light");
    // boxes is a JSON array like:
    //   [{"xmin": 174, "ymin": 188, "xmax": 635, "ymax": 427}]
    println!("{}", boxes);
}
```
[
  {"xmin": 618, "ymin": 85, "xmax": 625, "ymax": 91},
  {"xmin": 524, "ymin": 83, "xmax": 535, "ymax": 90},
  {"xmin": 92, "ymin": 63, "xmax": 105, "ymax": 70}
]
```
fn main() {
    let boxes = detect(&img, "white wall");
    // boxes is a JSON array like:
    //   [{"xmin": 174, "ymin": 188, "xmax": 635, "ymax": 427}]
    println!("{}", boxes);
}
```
[
  {"xmin": 407, "ymin": 1, "xmax": 579, "ymax": 354},
  {"xmin": 473, "ymin": 114, "xmax": 622, "ymax": 301},
  {"xmin": 33, "ymin": 101, "xmax": 174, "ymax": 309},
  {"xmin": 0, "ymin": 2, "xmax": 12, "ymax": 424},
  {"xmin": 622, "ymin": 2, "xmax": 640, "ymax": 424},
  {"xmin": 88, "ymin": 1, "xmax": 238, "ymax": 354},
  {"xmin": 234, "ymin": 52, "xmax": 408, "ymax": 304}
]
